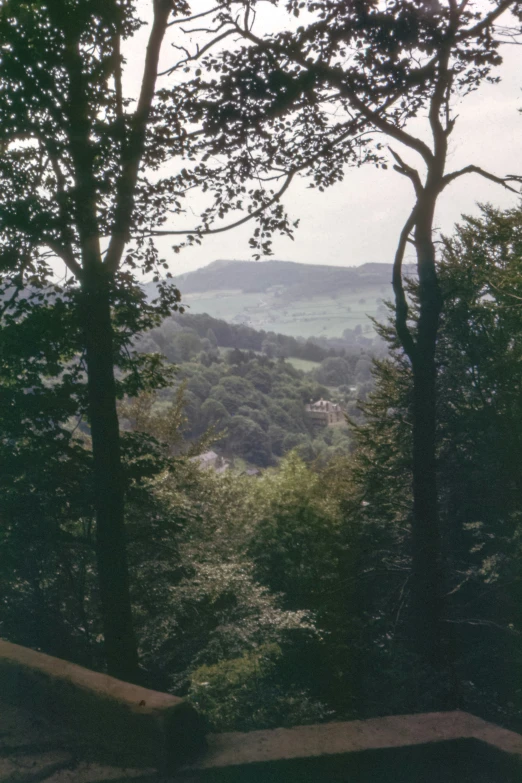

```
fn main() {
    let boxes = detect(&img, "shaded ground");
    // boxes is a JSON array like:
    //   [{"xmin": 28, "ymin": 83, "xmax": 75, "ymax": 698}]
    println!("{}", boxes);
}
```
[{"xmin": 0, "ymin": 703, "xmax": 160, "ymax": 783}]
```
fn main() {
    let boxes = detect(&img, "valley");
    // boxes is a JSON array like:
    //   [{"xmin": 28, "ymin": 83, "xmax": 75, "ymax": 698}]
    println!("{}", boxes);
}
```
[{"xmin": 150, "ymin": 259, "xmax": 412, "ymax": 339}]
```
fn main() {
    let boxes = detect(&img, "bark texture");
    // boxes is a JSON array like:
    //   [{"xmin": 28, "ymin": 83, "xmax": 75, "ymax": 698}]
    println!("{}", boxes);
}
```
[
  {"xmin": 61, "ymin": 0, "xmax": 172, "ymax": 681},
  {"xmin": 393, "ymin": 185, "xmax": 444, "ymax": 667},
  {"xmin": 410, "ymin": 199, "xmax": 443, "ymax": 665},
  {"xmin": 80, "ymin": 273, "xmax": 140, "ymax": 683}
]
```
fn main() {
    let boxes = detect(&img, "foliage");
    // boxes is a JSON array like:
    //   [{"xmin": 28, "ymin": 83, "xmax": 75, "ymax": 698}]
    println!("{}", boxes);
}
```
[
  {"xmin": 136, "ymin": 308, "xmax": 379, "ymax": 365},
  {"xmin": 347, "ymin": 205, "xmax": 522, "ymax": 725},
  {"xmin": 0, "ymin": 0, "xmax": 198, "ymax": 678},
  {"xmin": 227, "ymin": 415, "xmax": 273, "ymax": 466},
  {"xmin": 2, "ymin": 0, "xmax": 522, "ymax": 729},
  {"xmin": 189, "ymin": 644, "xmax": 330, "ymax": 732},
  {"xmin": 142, "ymin": 344, "xmax": 357, "ymax": 466},
  {"xmin": 125, "ymin": 455, "xmax": 321, "ymax": 709},
  {"xmin": 186, "ymin": 1, "xmax": 521, "ymax": 254},
  {"xmin": 6, "ymin": 205, "xmax": 522, "ymax": 730},
  {"xmin": 315, "ymin": 357, "xmax": 354, "ymax": 387},
  {"xmin": 435, "ymin": 206, "xmax": 522, "ymax": 723}
]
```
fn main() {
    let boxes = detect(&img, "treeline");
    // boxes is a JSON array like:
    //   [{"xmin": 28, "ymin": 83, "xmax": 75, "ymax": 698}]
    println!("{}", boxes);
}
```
[{"xmin": 136, "ymin": 309, "xmax": 379, "ymax": 364}]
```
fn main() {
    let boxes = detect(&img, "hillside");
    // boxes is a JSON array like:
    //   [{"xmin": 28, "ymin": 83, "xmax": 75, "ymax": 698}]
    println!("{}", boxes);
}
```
[
  {"xmin": 175, "ymin": 259, "xmax": 400, "ymax": 294},
  {"xmin": 151, "ymin": 260, "xmax": 413, "ymax": 339}
]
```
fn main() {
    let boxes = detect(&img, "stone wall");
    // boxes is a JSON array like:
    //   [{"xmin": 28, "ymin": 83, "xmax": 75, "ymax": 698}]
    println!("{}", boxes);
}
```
[{"xmin": 0, "ymin": 639, "xmax": 205, "ymax": 771}]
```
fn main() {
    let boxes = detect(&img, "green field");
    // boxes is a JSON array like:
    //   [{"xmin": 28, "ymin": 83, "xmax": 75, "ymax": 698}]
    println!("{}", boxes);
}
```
[
  {"xmin": 181, "ymin": 284, "xmax": 389, "ymax": 339},
  {"xmin": 182, "ymin": 290, "xmax": 261, "ymax": 321}
]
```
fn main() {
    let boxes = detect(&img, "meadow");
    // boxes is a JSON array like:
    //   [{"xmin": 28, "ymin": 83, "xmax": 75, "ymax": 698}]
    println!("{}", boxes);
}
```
[{"xmin": 182, "ymin": 284, "xmax": 389, "ymax": 338}]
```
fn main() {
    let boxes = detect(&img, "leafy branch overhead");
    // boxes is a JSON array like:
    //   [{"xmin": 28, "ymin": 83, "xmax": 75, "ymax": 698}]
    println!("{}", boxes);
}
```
[{"xmin": 163, "ymin": 0, "xmax": 521, "ymax": 255}]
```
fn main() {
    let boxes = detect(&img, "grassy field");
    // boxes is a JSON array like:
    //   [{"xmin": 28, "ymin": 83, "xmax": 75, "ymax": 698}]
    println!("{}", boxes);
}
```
[
  {"xmin": 181, "ymin": 284, "xmax": 390, "ymax": 339},
  {"xmin": 183, "ymin": 290, "xmax": 261, "ymax": 321}
]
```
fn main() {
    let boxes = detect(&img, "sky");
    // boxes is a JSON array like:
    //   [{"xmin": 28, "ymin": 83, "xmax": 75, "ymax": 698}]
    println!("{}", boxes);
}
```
[{"xmin": 125, "ymin": 3, "xmax": 522, "ymax": 277}]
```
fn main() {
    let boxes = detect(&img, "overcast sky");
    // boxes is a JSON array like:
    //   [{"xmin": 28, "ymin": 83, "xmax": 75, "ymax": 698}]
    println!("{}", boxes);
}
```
[{"xmin": 127, "ymin": 4, "xmax": 522, "ymax": 277}]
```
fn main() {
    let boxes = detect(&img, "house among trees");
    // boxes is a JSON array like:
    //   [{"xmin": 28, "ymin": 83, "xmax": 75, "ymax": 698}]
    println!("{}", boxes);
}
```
[
  {"xmin": 305, "ymin": 399, "xmax": 347, "ymax": 428},
  {"xmin": 190, "ymin": 451, "xmax": 229, "ymax": 473}
]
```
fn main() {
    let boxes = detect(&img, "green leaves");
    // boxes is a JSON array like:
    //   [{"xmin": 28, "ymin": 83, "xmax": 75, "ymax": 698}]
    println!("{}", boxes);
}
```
[{"xmin": 349, "ymin": 205, "xmax": 522, "ymax": 722}]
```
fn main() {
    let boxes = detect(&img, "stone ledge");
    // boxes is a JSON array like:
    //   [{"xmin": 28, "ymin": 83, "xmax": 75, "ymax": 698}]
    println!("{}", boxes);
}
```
[
  {"xmin": 192, "ymin": 711, "xmax": 522, "ymax": 768},
  {"xmin": 177, "ymin": 711, "xmax": 522, "ymax": 782},
  {"xmin": 0, "ymin": 639, "xmax": 205, "ymax": 771}
]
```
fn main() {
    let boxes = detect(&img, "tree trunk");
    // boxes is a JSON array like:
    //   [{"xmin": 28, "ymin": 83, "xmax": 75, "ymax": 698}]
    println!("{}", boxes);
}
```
[
  {"xmin": 80, "ymin": 273, "xmax": 140, "ymax": 683},
  {"xmin": 409, "ymin": 198, "xmax": 444, "ymax": 667}
]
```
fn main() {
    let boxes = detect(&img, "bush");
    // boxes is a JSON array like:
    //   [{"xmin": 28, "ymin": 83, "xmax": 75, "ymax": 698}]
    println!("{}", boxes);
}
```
[{"xmin": 188, "ymin": 644, "xmax": 330, "ymax": 731}]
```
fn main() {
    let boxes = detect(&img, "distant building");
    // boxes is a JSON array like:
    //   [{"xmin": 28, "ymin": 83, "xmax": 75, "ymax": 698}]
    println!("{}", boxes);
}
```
[
  {"xmin": 305, "ymin": 398, "xmax": 346, "ymax": 428},
  {"xmin": 190, "ymin": 450, "xmax": 229, "ymax": 472}
]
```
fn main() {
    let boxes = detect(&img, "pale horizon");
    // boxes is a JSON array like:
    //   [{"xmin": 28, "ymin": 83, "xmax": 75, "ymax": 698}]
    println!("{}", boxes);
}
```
[{"xmin": 151, "ymin": 35, "xmax": 521, "ymax": 279}]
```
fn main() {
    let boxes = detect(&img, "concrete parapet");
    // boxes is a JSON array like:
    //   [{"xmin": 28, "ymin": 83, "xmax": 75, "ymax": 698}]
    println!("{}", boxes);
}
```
[
  {"xmin": 177, "ymin": 711, "xmax": 522, "ymax": 782},
  {"xmin": 3, "ymin": 639, "xmax": 522, "ymax": 782},
  {"xmin": 0, "ymin": 639, "xmax": 205, "ymax": 771}
]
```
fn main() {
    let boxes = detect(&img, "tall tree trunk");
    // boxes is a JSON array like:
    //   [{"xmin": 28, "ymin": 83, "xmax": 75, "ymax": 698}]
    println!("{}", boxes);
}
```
[
  {"xmin": 409, "ymin": 197, "xmax": 444, "ymax": 666},
  {"xmin": 80, "ymin": 272, "xmax": 139, "ymax": 683}
]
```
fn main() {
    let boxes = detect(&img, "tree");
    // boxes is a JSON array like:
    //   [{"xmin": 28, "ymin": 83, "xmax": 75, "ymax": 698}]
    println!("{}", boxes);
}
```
[
  {"xmin": 0, "ymin": 0, "xmax": 239, "ymax": 680},
  {"xmin": 350, "ymin": 204, "xmax": 522, "ymax": 717},
  {"xmin": 245, "ymin": 365, "xmax": 273, "ymax": 394},
  {"xmin": 0, "ymin": 284, "xmax": 173, "ymax": 671},
  {"xmin": 227, "ymin": 415, "xmax": 272, "ymax": 466},
  {"xmin": 0, "ymin": 0, "xmax": 182, "ymax": 681},
  {"xmin": 315, "ymin": 357, "xmax": 353, "ymax": 387},
  {"xmin": 174, "ymin": 331, "xmax": 203, "ymax": 361},
  {"xmin": 0, "ymin": 297, "xmax": 98, "ymax": 664},
  {"xmin": 191, "ymin": 0, "xmax": 522, "ymax": 666},
  {"xmin": 206, "ymin": 328, "xmax": 218, "ymax": 349},
  {"xmin": 200, "ymin": 398, "xmax": 230, "ymax": 432}
]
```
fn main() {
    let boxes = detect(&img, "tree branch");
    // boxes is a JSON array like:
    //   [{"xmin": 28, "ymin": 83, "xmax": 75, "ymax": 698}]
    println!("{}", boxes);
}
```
[
  {"xmin": 392, "ymin": 206, "xmax": 418, "ymax": 362},
  {"xmin": 140, "ymin": 115, "xmax": 369, "ymax": 241},
  {"xmin": 389, "ymin": 147, "xmax": 423, "ymax": 196},
  {"xmin": 443, "ymin": 617, "xmax": 521, "ymax": 635},
  {"xmin": 105, "ymin": 0, "xmax": 173, "ymax": 275},
  {"xmin": 159, "ymin": 28, "xmax": 236, "ymax": 75},
  {"xmin": 442, "ymin": 165, "xmax": 522, "ymax": 192},
  {"xmin": 458, "ymin": 0, "xmax": 515, "ymax": 39},
  {"xmin": 43, "ymin": 140, "xmax": 79, "ymax": 268},
  {"xmin": 137, "ymin": 169, "xmax": 296, "ymax": 238},
  {"xmin": 167, "ymin": 5, "xmax": 221, "ymax": 27},
  {"xmin": 428, "ymin": 61, "xmax": 451, "ymax": 162},
  {"xmin": 62, "ymin": 34, "xmax": 102, "ymax": 267},
  {"xmin": 337, "ymin": 90, "xmax": 435, "ymax": 165},
  {"xmin": 233, "ymin": 21, "xmax": 436, "ymax": 165},
  {"xmin": 46, "ymin": 240, "xmax": 83, "ymax": 279},
  {"xmin": 113, "ymin": 31, "xmax": 123, "ymax": 120}
]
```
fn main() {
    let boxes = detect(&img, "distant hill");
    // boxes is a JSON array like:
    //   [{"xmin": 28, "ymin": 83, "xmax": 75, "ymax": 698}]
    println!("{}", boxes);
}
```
[
  {"xmin": 175, "ymin": 259, "xmax": 409, "ymax": 296},
  {"xmin": 147, "ymin": 260, "xmax": 414, "ymax": 339}
]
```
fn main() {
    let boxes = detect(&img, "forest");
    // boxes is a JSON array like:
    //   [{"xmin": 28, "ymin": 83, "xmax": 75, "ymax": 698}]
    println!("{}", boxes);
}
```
[
  {"xmin": 130, "ymin": 309, "xmax": 377, "ymax": 466},
  {"xmin": 0, "ymin": 0, "xmax": 522, "ymax": 739}
]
